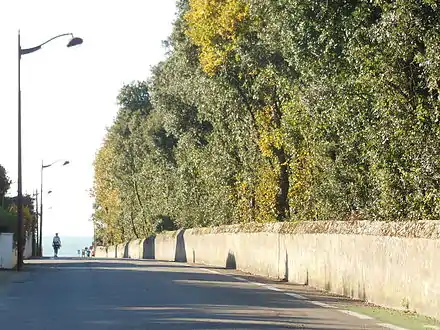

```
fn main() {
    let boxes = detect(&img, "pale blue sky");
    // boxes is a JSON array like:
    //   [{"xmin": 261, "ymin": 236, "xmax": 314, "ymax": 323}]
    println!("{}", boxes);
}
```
[{"xmin": 0, "ymin": 0, "xmax": 177, "ymax": 237}]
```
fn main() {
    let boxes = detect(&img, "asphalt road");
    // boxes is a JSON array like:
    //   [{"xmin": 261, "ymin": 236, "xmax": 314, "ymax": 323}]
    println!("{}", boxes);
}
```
[{"xmin": 0, "ymin": 258, "xmax": 387, "ymax": 329}]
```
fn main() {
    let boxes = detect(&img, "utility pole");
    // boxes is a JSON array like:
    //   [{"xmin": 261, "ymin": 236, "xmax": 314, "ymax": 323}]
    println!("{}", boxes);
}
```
[
  {"xmin": 39, "ymin": 161, "xmax": 43, "ymax": 257},
  {"xmin": 34, "ymin": 190, "xmax": 39, "ymax": 257},
  {"xmin": 17, "ymin": 30, "xmax": 24, "ymax": 271}
]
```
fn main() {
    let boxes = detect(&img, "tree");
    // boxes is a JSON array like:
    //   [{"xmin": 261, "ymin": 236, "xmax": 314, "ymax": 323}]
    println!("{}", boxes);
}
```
[
  {"xmin": 0, "ymin": 164, "xmax": 11, "ymax": 203},
  {"xmin": 93, "ymin": 0, "xmax": 440, "ymax": 242},
  {"xmin": 1, "ymin": 194, "xmax": 37, "ymax": 244}
]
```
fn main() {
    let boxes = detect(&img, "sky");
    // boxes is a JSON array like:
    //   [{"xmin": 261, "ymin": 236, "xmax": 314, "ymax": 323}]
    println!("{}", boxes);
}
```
[{"xmin": 0, "ymin": 0, "xmax": 177, "ymax": 237}]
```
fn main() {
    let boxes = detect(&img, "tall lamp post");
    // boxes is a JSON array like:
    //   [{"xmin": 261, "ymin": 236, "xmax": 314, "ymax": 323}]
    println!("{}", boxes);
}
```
[
  {"xmin": 39, "ymin": 160, "xmax": 69, "ymax": 257},
  {"xmin": 17, "ymin": 31, "xmax": 82, "ymax": 271}
]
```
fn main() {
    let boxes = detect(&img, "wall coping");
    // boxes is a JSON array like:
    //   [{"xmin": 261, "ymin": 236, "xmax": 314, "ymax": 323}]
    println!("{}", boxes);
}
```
[
  {"xmin": 101, "ymin": 221, "xmax": 440, "ymax": 248},
  {"xmin": 184, "ymin": 220, "xmax": 440, "ymax": 239}
]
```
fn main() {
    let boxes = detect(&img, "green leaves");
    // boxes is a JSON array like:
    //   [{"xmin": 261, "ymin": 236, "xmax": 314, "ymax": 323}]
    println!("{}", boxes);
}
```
[{"xmin": 0, "ymin": 165, "xmax": 11, "ymax": 201}]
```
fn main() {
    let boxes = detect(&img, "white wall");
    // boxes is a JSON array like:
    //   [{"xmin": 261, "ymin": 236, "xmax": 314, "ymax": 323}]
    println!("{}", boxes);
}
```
[
  {"xmin": 0, "ymin": 232, "xmax": 34, "ymax": 269},
  {"xmin": 0, "ymin": 233, "xmax": 16, "ymax": 269},
  {"xmin": 23, "ymin": 233, "xmax": 33, "ymax": 259}
]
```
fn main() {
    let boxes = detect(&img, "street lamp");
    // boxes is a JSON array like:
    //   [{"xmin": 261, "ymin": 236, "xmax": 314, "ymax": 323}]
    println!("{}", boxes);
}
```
[
  {"xmin": 35, "ymin": 188, "xmax": 53, "ymax": 257},
  {"xmin": 39, "ymin": 160, "xmax": 69, "ymax": 257},
  {"xmin": 17, "ymin": 31, "xmax": 82, "ymax": 271},
  {"xmin": 31, "ymin": 189, "xmax": 40, "ymax": 258}
]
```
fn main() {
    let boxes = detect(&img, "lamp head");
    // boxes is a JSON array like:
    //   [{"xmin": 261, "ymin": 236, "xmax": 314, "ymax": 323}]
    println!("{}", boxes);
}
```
[
  {"xmin": 63, "ymin": 161, "xmax": 70, "ymax": 166},
  {"xmin": 67, "ymin": 37, "xmax": 83, "ymax": 48}
]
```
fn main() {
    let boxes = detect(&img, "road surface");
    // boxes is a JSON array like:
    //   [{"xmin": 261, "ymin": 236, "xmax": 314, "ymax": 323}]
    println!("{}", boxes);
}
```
[{"xmin": 0, "ymin": 258, "xmax": 399, "ymax": 329}]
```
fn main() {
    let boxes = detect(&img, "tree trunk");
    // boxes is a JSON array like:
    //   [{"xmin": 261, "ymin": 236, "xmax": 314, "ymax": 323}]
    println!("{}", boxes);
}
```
[
  {"xmin": 274, "ymin": 146, "xmax": 290, "ymax": 221},
  {"xmin": 272, "ymin": 90, "xmax": 290, "ymax": 221}
]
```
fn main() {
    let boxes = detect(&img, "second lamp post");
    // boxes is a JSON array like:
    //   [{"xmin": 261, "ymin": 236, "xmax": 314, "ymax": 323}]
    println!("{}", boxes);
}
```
[
  {"xmin": 17, "ymin": 31, "xmax": 82, "ymax": 270},
  {"xmin": 39, "ymin": 160, "xmax": 70, "ymax": 257}
]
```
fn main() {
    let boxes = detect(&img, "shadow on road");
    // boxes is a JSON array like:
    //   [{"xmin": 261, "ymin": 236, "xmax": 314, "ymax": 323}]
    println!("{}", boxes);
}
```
[{"xmin": 9, "ymin": 259, "xmax": 379, "ymax": 330}]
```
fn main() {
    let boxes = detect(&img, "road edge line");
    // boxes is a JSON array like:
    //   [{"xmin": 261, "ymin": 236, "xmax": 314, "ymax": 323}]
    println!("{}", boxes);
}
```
[
  {"xmin": 195, "ymin": 265, "xmax": 411, "ymax": 330},
  {"xmin": 338, "ymin": 309, "xmax": 375, "ymax": 320},
  {"xmin": 377, "ymin": 323, "xmax": 409, "ymax": 330}
]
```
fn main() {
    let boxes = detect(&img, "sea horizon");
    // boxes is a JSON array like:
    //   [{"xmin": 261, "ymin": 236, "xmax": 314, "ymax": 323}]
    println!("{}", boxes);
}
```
[{"xmin": 42, "ymin": 235, "xmax": 94, "ymax": 257}]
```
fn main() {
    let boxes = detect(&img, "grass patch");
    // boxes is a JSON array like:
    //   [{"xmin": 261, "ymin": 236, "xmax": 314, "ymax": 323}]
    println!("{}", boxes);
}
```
[{"xmin": 348, "ymin": 306, "xmax": 440, "ymax": 330}]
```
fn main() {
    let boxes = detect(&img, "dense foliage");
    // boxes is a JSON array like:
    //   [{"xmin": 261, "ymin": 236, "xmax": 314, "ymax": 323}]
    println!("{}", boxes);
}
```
[
  {"xmin": 92, "ymin": 0, "xmax": 440, "ymax": 244},
  {"xmin": 0, "ymin": 165, "xmax": 36, "ymax": 240},
  {"xmin": 0, "ymin": 164, "xmax": 11, "ymax": 202}
]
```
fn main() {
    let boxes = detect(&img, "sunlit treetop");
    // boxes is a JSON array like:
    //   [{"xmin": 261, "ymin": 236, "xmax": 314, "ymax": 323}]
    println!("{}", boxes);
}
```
[{"xmin": 184, "ymin": 0, "xmax": 249, "ymax": 75}]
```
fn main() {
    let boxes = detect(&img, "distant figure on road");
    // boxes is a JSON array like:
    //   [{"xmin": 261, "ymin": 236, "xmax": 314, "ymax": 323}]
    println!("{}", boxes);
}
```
[
  {"xmin": 52, "ymin": 233, "xmax": 61, "ymax": 258},
  {"xmin": 81, "ymin": 249, "xmax": 85, "ymax": 258}
]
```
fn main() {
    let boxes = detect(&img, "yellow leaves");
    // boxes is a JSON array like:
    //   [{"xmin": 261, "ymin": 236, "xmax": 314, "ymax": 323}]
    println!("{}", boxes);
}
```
[
  {"xmin": 288, "ymin": 150, "xmax": 315, "ymax": 217},
  {"xmin": 233, "ymin": 163, "xmax": 278, "ymax": 223},
  {"xmin": 254, "ymin": 163, "xmax": 278, "ymax": 223},
  {"xmin": 185, "ymin": 0, "xmax": 249, "ymax": 75},
  {"xmin": 256, "ymin": 106, "xmax": 285, "ymax": 158},
  {"xmin": 234, "ymin": 180, "xmax": 254, "ymax": 223},
  {"xmin": 232, "ymin": 106, "xmax": 287, "ymax": 223},
  {"xmin": 93, "ymin": 135, "xmax": 122, "ymax": 240}
]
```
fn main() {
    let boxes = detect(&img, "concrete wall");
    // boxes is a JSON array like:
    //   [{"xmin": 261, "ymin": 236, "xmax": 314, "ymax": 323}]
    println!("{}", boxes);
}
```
[
  {"xmin": 107, "ymin": 245, "xmax": 116, "ymax": 258},
  {"xmin": 23, "ymin": 233, "xmax": 33, "ymax": 260},
  {"xmin": 0, "ymin": 232, "xmax": 33, "ymax": 269},
  {"xmin": 95, "ymin": 246, "xmax": 107, "ymax": 258},
  {"xmin": 97, "ymin": 221, "xmax": 440, "ymax": 320},
  {"xmin": 0, "ymin": 233, "xmax": 16, "ymax": 269}
]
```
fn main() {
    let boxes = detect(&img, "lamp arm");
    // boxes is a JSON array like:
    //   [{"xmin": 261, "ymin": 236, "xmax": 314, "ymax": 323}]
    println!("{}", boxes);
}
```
[
  {"xmin": 42, "ymin": 159, "xmax": 70, "ymax": 169},
  {"xmin": 21, "ymin": 33, "xmax": 74, "ymax": 55}
]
